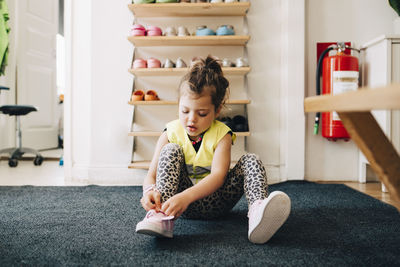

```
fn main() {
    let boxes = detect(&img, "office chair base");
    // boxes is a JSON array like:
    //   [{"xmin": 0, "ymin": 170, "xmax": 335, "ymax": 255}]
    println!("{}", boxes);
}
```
[{"xmin": 0, "ymin": 147, "xmax": 43, "ymax": 167}]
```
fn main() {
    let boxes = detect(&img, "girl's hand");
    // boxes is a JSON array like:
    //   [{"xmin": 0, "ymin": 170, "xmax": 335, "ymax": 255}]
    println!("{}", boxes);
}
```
[
  {"xmin": 161, "ymin": 192, "xmax": 191, "ymax": 219},
  {"xmin": 140, "ymin": 190, "xmax": 161, "ymax": 212}
]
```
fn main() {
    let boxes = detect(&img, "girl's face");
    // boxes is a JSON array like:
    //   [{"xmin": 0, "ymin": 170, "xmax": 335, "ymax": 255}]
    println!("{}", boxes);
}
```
[{"xmin": 179, "ymin": 84, "xmax": 220, "ymax": 140}]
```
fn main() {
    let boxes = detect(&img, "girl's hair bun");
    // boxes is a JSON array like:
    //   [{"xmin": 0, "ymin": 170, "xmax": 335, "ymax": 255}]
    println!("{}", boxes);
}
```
[{"xmin": 180, "ymin": 55, "xmax": 229, "ymax": 110}]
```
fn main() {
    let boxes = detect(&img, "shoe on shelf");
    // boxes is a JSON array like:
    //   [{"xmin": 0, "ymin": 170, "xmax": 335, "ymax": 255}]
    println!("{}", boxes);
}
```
[
  {"xmin": 147, "ymin": 58, "xmax": 161, "ymax": 68},
  {"xmin": 133, "ymin": 0, "xmax": 156, "ymax": 3},
  {"xmin": 216, "ymin": 25, "xmax": 235, "ymax": 36},
  {"xmin": 211, "ymin": 0, "xmax": 223, "ymax": 3},
  {"xmin": 133, "ymin": 58, "xmax": 147, "ymax": 69},
  {"xmin": 145, "ymin": 90, "xmax": 160, "ymax": 101},
  {"xmin": 131, "ymin": 90, "xmax": 145, "ymax": 101},
  {"xmin": 236, "ymin": 57, "xmax": 249, "ymax": 67},
  {"xmin": 232, "ymin": 115, "xmax": 248, "ymax": 132},
  {"xmin": 147, "ymin": 26, "xmax": 163, "ymax": 36},
  {"xmin": 176, "ymin": 57, "xmax": 187, "ymax": 68},
  {"xmin": 131, "ymin": 24, "xmax": 146, "ymax": 36},
  {"xmin": 177, "ymin": 26, "xmax": 190, "ymax": 37},
  {"xmin": 163, "ymin": 58, "xmax": 176, "ymax": 68},
  {"xmin": 218, "ymin": 116, "xmax": 234, "ymax": 130},
  {"xmin": 225, "ymin": 0, "xmax": 238, "ymax": 2},
  {"xmin": 196, "ymin": 26, "xmax": 216, "ymax": 36},
  {"xmin": 248, "ymin": 191, "xmax": 291, "ymax": 244},
  {"xmin": 156, "ymin": 0, "xmax": 179, "ymax": 3},
  {"xmin": 164, "ymin": 26, "xmax": 177, "ymax": 36},
  {"xmin": 136, "ymin": 209, "xmax": 175, "ymax": 238},
  {"xmin": 222, "ymin": 58, "xmax": 235, "ymax": 67}
]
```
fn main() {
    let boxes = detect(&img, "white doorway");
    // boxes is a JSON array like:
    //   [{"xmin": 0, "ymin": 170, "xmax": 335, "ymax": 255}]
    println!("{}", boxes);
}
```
[{"xmin": 16, "ymin": 0, "xmax": 63, "ymax": 151}]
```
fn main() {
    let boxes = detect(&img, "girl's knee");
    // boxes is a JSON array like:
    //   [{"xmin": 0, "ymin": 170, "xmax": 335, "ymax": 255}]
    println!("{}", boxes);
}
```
[
  {"xmin": 240, "ymin": 153, "xmax": 260, "ymax": 163},
  {"xmin": 160, "ymin": 143, "xmax": 182, "ymax": 155}
]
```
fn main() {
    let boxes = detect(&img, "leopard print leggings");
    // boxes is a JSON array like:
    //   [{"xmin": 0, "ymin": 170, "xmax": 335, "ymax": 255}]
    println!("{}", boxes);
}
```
[{"xmin": 155, "ymin": 143, "xmax": 269, "ymax": 219}]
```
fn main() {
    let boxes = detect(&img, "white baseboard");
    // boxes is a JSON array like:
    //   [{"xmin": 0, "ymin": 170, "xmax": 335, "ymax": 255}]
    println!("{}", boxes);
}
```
[{"xmin": 68, "ymin": 164, "xmax": 145, "ymax": 185}]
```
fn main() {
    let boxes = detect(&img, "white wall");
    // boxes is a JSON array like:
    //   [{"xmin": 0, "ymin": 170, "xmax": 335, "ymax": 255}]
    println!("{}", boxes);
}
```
[
  {"xmin": 66, "ymin": 0, "xmax": 305, "ymax": 184},
  {"xmin": 66, "ymin": 0, "xmax": 135, "ymax": 184},
  {"xmin": 305, "ymin": 0, "xmax": 398, "ymax": 181},
  {"xmin": 247, "ymin": 0, "xmax": 305, "ymax": 181}
]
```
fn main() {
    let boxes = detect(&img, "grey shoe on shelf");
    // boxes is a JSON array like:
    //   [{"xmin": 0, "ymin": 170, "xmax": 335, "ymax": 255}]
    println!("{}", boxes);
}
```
[
  {"xmin": 236, "ymin": 57, "xmax": 248, "ymax": 67},
  {"xmin": 176, "ymin": 57, "xmax": 187, "ymax": 68},
  {"xmin": 222, "ymin": 58, "xmax": 235, "ymax": 67},
  {"xmin": 163, "ymin": 58, "xmax": 176, "ymax": 68}
]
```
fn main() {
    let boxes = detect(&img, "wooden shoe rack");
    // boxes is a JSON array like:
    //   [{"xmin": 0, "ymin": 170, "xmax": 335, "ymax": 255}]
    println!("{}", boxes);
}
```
[{"xmin": 127, "ymin": 2, "xmax": 251, "ymax": 170}]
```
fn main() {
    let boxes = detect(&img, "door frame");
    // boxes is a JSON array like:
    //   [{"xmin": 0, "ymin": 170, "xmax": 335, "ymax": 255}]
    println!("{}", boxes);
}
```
[{"xmin": 64, "ymin": 0, "xmax": 72, "ymax": 179}]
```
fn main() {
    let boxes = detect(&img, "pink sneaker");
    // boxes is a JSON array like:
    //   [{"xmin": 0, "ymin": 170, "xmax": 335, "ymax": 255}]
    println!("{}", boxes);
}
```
[
  {"xmin": 147, "ymin": 57, "xmax": 161, "ymax": 68},
  {"xmin": 136, "ymin": 210, "xmax": 175, "ymax": 238},
  {"xmin": 248, "ymin": 191, "xmax": 291, "ymax": 244},
  {"xmin": 131, "ymin": 24, "xmax": 146, "ymax": 36},
  {"xmin": 133, "ymin": 58, "xmax": 147, "ymax": 69},
  {"xmin": 146, "ymin": 26, "xmax": 163, "ymax": 36}
]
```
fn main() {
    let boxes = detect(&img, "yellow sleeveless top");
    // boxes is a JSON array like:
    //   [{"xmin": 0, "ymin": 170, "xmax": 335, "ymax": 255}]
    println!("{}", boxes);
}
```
[{"xmin": 166, "ymin": 119, "xmax": 236, "ymax": 184}]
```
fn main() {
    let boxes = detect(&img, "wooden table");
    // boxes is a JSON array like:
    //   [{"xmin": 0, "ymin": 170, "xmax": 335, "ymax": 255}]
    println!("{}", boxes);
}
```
[{"xmin": 304, "ymin": 84, "xmax": 400, "ymax": 202}]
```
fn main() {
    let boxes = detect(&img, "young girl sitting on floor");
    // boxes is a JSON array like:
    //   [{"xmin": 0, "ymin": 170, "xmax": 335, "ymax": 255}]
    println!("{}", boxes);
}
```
[{"xmin": 136, "ymin": 55, "xmax": 291, "ymax": 244}]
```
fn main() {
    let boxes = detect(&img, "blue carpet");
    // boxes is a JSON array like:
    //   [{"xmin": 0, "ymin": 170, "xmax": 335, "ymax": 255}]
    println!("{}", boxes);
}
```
[{"xmin": 0, "ymin": 181, "xmax": 399, "ymax": 266}]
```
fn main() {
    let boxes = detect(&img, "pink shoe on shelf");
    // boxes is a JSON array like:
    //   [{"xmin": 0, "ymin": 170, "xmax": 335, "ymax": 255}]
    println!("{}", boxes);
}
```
[
  {"xmin": 133, "ymin": 58, "xmax": 147, "ymax": 69},
  {"xmin": 131, "ymin": 24, "xmax": 146, "ymax": 36},
  {"xmin": 136, "ymin": 209, "xmax": 175, "ymax": 238},
  {"xmin": 248, "ymin": 191, "xmax": 291, "ymax": 244},
  {"xmin": 147, "ymin": 26, "xmax": 163, "ymax": 36},
  {"xmin": 147, "ymin": 58, "xmax": 161, "ymax": 68}
]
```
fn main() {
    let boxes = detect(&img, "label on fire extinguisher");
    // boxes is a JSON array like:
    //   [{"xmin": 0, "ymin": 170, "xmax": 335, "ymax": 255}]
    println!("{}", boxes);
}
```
[{"xmin": 332, "ymin": 71, "xmax": 359, "ymax": 120}]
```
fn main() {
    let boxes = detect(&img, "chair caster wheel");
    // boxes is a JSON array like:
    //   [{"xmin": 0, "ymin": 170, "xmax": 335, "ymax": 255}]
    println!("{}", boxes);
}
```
[
  {"xmin": 8, "ymin": 158, "xmax": 18, "ymax": 167},
  {"xmin": 33, "ymin": 156, "xmax": 43, "ymax": 166}
]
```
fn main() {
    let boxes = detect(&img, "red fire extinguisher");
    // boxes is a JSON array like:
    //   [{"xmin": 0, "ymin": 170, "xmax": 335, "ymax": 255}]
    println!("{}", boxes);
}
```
[{"xmin": 314, "ymin": 42, "xmax": 360, "ymax": 141}]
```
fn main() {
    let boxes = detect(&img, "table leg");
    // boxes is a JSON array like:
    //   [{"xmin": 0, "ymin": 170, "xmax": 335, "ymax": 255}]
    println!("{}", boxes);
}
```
[{"xmin": 338, "ymin": 111, "xmax": 400, "ymax": 202}]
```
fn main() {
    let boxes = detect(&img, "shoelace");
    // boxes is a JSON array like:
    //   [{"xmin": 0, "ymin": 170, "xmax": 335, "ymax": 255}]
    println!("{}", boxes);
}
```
[
  {"xmin": 146, "ymin": 210, "xmax": 164, "ymax": 218},
  {"xmin": 146, "ymin": 210, "xmax": 173, "ymax": 220}
]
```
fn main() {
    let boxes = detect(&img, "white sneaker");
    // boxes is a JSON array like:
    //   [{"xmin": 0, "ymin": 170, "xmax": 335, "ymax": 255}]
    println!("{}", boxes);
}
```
[
  {"xmin": 136, "ymin": 210, "xmax": 175, "ymax": 238},
  {"xmin": 248, "ymin": 191, "xmax": 291, "ymax": 244}
]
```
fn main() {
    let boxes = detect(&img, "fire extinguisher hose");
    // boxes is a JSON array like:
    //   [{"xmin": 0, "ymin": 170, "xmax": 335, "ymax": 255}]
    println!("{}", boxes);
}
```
[{"xmin": 314, "ymin": 45, "xmax": 335, "ymax": 135}]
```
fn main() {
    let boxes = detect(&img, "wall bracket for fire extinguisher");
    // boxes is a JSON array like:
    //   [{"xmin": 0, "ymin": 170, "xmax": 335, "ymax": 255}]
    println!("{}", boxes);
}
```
[{"xmin": 314, "ymin": 42, "xmax": 360, "ymax": 135}]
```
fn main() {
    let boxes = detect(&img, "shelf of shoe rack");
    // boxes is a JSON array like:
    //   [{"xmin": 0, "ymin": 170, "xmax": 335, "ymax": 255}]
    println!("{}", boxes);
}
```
[
  {"xmin": 128, "ymin": 67, "xmax": 251, "ymax": 76},
  {"xmin": 129, "ymin": 160, "xmax": 238, "ymax": 170},
  {"xmin": 128, "ymin": 99, "xmax": 251, "ymax": 105},
  {"xmin": 128, "ymin": 131, "xmax": 250, "ymax": 137},
  {"xmin": 128, "ymin": 3, "xmax": 252, "ymax": 171},
  {"xmin": 127, "ymin": 36, "xmax": 250, "ymax": 47},
  {"xmin": 128, "ymin": 2, "xmax": 250, "ymax": 17}
]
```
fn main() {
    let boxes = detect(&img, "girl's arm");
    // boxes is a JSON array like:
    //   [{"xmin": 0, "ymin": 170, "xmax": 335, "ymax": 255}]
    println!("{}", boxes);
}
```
[
  {"xmin": 161, "ymin": 133, "xmax": 232, "ymax": 217},
  {"xmin": 141, "ymin": 131, "xmax": 169, "ymax": 211}
]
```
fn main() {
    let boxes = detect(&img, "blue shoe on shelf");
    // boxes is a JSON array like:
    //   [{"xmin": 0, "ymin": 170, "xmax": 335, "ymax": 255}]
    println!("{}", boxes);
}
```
[
  {"xmin": 196, "ymin": 26, "xmax": 216, "ymax": 36},
  {"xmin": 216, "ymin": 25, "xmax": 235, "ymax": 36}
]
